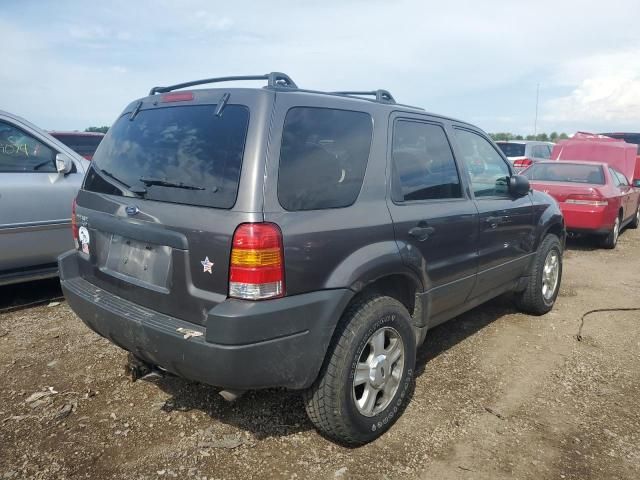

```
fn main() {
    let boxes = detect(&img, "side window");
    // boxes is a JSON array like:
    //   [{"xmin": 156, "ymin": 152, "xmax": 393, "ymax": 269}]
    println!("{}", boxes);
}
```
[
  {"xmin": 531, "ymin": 145, "xmax": 543, "ymax": 158},
  {"xmin": 611, "ymin": 168, "xmax": 629, "ymax": 186},
  {"xmin": 533, "ymin": 145, "xmax": 551, "ymax": 159},
  {"xmin": 391, "ymin": 120, "xmax": 461, "ymax": 202},
  {"xmin": 0, "ymin": 121, "xmax": 56, "ymax": 173},
  {"xmin": 454, "ymin": 128, "xmax": 510, "ymax": 198},
  {"xmin": 277, "ymin": 107, "xmax": 372, "ymax": 211}
]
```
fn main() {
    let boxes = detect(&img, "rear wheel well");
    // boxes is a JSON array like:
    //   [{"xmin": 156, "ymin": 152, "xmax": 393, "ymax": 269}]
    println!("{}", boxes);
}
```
[{"xmin": 351, "ymin": 275, "xmax": 417, "ymax": 317}]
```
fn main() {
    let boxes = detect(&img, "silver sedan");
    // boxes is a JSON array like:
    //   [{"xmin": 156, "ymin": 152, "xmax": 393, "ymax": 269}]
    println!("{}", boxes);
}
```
[{"xmin": 0, "ymin": 110, "xmax": 90, "ymax": 285}]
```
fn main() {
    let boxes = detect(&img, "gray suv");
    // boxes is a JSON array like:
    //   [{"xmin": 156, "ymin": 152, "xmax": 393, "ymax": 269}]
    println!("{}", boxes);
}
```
[{"xmin": 59, "ymin": 73, "xmax": 565, "ymax": 445}]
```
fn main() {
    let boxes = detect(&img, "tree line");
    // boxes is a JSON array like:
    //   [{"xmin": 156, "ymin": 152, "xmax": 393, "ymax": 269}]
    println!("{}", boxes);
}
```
[
  {"xmin": 488, "ymin": 132, "xmax": 569, "ymax": 142},
  {"xmin": 84, "ymin": 125, "xmax": 571, "ymax": 143},
  {"xmin": 85, "ymin": 126, "xmax": 109, "ymax": 133}
]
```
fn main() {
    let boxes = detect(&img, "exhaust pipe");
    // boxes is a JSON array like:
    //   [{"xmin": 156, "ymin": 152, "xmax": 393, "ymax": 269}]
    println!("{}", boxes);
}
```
[{"xmin": 219, "ymin": 389, "xmax": 246, "ymax": 402}]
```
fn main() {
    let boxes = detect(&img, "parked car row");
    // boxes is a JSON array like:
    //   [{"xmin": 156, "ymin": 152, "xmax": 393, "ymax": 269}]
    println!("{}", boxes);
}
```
[
  {"xmin": 0, "ymin": 72, "xmax": 637, "ymax": 446},
  {"xmin": 522, "ymin": 133, "xmax": 640, "ymax": 248}
]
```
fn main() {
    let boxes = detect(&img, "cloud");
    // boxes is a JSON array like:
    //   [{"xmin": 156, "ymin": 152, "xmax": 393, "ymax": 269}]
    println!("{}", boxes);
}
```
[
  {"xmin": 542, "ymin": 51, "xmax": 640, "ymax": 130},
  {"xmin": 194, "ymin": 11, "xmax": 233, "ymax": 31},
  {"xmin": 1, "ymin": 0, "xmax": 639, "ymax": 134}
]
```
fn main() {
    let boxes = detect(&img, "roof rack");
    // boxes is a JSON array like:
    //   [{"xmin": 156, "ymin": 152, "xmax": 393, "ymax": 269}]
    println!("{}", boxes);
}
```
[
  {"xmin": 149, "ymin": 72, "xmax": 298, "ymax": 95},
  {"xmin": 331, "ymin": 90, "xmax": 396, "ymax": 104}
]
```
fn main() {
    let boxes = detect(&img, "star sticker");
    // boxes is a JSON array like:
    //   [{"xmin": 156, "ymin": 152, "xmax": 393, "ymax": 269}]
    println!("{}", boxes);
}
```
[{"xmin": 201, "ymin": 256, "xmax": 214, "ymax": 274}]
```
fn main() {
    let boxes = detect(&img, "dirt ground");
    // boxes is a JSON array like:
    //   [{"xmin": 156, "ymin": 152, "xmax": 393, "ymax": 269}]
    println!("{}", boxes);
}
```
[{"xmin": 1, "ymin": 229, "xmax": 639, "ymax": 480}]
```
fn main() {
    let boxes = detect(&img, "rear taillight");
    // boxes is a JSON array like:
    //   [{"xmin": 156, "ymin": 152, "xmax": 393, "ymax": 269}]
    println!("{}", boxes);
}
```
[
  {"xmin": 71, "ymin": 198, "xmax": 79, "ymax": 247},
  {"xmin": 229, "ymin": 223, "xmax": 285, "ymax": 300},
  {"xmin": 513, "ymin": 158, "xmax": 533, "ymax": 168},
  {"xmin": 565, "ymin": 194, "xmax": 608, "ymax": 206}
]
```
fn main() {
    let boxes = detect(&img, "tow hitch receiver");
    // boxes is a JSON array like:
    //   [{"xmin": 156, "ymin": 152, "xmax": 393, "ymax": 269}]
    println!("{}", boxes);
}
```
[{"xmin": 125, "ymin": 353, "xmax": 164, "ymax": 382}]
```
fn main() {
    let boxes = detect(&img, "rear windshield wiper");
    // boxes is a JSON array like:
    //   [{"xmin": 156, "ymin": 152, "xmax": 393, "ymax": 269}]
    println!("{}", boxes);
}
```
[
  {"xmin": 139, "ymin": 176, "xmax": 206, "ymax": 191},
  {"xmin": 92, "ymin": 164, "xmax": 146, "ymax": 197}
]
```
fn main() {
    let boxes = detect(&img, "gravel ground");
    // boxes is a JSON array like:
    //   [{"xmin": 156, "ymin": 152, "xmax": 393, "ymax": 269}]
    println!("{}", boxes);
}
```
[{"xmin": 1, "ymin": 229, "xmax": 639, "ymax": 480}]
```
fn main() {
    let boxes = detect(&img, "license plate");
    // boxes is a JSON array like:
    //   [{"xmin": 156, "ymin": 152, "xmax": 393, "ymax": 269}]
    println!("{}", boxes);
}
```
[{"xmin": 103, "ymin": 235, "xmax": 172, "ymax": 288}]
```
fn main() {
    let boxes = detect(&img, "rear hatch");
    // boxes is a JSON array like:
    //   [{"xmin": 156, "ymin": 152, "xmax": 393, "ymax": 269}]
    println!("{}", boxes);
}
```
[{"xmin": 74, "ymin": 90, "xmax": 270, "ymax": 326}]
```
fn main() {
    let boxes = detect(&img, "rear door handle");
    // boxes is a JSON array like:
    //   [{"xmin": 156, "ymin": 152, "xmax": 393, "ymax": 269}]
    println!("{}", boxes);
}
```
[{"xmin": 408, "ymin": 225, "xmax": 435, "ymax": 241}]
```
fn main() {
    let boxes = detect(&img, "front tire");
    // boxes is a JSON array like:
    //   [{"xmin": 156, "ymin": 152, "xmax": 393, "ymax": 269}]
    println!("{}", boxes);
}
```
[
  {"xmin": 304, "ymin": 295, "xmax": 416, "ymax": 446},
  {"xmin": 515, "ymin": 234, "xmax": 562, "ymax": 315}
]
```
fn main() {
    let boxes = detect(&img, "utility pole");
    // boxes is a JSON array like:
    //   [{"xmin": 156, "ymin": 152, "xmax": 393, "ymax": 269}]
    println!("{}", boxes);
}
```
[{"xmin": 533, "ymin": 83, "xmax": 540, "ymax": 138}]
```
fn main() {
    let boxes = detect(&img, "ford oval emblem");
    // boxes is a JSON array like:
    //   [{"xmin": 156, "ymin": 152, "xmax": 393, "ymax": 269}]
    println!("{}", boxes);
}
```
[{"xmin": 125, "ymin": 205, "xmax": 140, "ymax": 216}]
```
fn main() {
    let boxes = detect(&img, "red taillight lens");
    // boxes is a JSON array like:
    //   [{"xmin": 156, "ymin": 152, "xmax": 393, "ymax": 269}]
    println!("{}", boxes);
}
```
[
  {"xmin": 71, "ymin": 198, "xmax": 79, "ymax": 245},
  {"xmin": 161, "ymin": 92, "xmax": 194, "ymax": 103},
  {"xmin": 513, "ymin": 158, "xmax": 533, "ymax": 168},
  {"xmin": 229, "ymin": 223, "xmax": 285, "ymax": 300},
  {"xmin": 565, "ymin": 194, "xmax": 608, "ymax": 206}
]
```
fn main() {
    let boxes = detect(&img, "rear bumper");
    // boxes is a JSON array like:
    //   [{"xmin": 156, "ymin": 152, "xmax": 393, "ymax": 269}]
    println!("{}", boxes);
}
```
[
  {"xmin": 560, "ymin": 204, "xmax": 614, "ymax": 233},
  {"xmin": 59, "ymin": 250, "xmax": 353, "ymax": 390}
]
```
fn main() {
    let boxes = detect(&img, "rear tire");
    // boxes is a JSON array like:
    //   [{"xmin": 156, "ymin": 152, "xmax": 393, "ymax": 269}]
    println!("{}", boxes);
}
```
[
  {"xmin": 601, "ymin": 216, "xmax": 620, "ymax": 249},
  {"xmin": 304, "ymin": 295, "xmax": 416, "ymax": 446},
  {"xmin": 515, "ymin": 234, "xmax": 562, "ymax": 315}
]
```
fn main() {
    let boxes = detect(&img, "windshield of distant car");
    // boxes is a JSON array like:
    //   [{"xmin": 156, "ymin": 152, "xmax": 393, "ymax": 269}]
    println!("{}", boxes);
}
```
[
  {"xmin": 522, "ymin": 163, "xmax": 605, "ymax": 184},
  {"xmin": 496, "ymin": 142, "xmax": 525, "ymax": 157}
]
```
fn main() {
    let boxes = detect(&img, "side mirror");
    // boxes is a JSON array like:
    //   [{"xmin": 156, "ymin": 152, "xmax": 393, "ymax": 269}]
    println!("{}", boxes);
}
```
[
  {"xmin": 509, "ymin": 174, "xmax": 530, "ymax": 197},
  {"xmin": 633, "ymin": 179, "xmax": 640, "ymax": 188},
  {"xmin": 55, "ymin": 153, "xmax": 73, "ymax": 174}
]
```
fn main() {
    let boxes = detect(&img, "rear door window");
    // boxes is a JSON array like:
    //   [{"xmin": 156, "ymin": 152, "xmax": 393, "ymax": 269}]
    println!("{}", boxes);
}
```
[
  {"xmin": 0, "ymin": 121, "xmax": 56, "ymax": 173},
  {"xmin": 391, "ymin": 120, "xmax": 462, "ymax": 202},
  {"xmin": 84, "ymin": 105, "xmax": 249, "ymax": 209},
  {"xmin": 277, "ymin": 107, "xmax": 372, "ymax": 211}
]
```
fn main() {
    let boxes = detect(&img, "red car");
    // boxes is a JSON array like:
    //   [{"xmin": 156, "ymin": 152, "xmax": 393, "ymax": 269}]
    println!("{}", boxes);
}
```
[
  {"xmin": 49, "ymin": 131, "xmax": 105, "ymax": 160},
  {"xmin": 522, "ymin": 161, "xmax": 640, "ymax": 248}
]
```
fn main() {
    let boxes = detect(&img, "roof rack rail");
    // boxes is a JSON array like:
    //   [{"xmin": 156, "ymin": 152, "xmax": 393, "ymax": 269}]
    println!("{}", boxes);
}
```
[
  {"xmin": 149, "ymin": 72, "xmax": 297, "ymax": 95},
  {"xmin": 331, "ymin": 90, "xmax": 396, "ymax": 104}
]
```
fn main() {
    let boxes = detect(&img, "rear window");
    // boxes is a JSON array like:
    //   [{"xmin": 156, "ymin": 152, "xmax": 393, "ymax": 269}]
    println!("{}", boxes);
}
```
[
  {"xmin": 52, "ymin": 134, "xmax": 103, "ymax": 156},
  {"xmin": 522, "ymin": 163, "xmax": 605, "ymax": 185},
  {"xmin": 496, "ymin": 142, "xmax": 525, "ymax": 157},
  {"xmin": 84, "ymin": 104, "xmax": 249, "ymax": 209},
  {"xmin": 277, "ymin": 107, "xmax": 372, "ymax": 211}
]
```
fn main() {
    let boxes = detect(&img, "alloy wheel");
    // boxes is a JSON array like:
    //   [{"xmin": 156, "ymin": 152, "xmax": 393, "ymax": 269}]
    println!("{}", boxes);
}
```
[
  {"xmin": 352, "ymin": 327, "xmax": 405, "ymax": 417},
  {"xmin": 541, "ymin": 250, "xmax": 560, "ymax": 301}
]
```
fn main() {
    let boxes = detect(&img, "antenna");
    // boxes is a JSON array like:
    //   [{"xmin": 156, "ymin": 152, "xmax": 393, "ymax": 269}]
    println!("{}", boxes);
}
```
[{"xmin": 534, "ymin": 83, "xmax": 540, "ymax": 137}]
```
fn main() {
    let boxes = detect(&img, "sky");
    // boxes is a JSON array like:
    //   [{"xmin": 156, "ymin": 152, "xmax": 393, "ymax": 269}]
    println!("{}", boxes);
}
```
[{"xmin": 1, "ymin": 0, "xmax": 639, "ymax": 135}]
